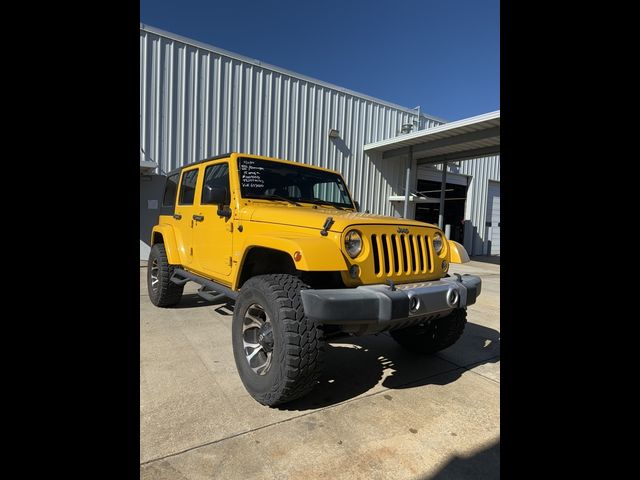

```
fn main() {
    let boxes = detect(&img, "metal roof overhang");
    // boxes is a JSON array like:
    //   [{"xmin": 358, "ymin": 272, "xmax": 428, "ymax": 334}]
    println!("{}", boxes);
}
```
[
  {"xmin": 140, "ymin": 160, "xmax": 158, "ymax": 174},
  {"xmin": 363, "ymin": 110, "xmax": 500, "ymax": 165}
]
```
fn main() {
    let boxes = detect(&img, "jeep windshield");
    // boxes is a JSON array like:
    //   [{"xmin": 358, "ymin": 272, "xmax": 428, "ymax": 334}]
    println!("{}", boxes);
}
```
[{"xmin": 238, "ymin": 157, "xmax": 355, "ymax": 209}]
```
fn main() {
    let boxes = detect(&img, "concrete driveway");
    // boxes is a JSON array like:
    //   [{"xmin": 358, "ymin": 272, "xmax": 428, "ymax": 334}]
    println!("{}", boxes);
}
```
[{"xmin": 140, "ymin": 259, "xmax": 500, "ymax": 479}]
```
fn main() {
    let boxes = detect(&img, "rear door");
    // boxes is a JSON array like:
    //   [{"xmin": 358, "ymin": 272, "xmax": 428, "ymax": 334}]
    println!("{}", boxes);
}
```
[
  {"xmin": 192, "ymin": 161, "xmax": 233, "ymax": 277},
  {"xmin": 174, "ymin": 167, "xmax": 200, "ymax": 266}
]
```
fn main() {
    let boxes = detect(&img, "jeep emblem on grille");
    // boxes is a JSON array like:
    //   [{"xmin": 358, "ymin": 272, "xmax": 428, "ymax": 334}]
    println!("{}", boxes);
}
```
[{"xmin": 397, "ymin": 227, "xmax": 409, "ymax": 234}]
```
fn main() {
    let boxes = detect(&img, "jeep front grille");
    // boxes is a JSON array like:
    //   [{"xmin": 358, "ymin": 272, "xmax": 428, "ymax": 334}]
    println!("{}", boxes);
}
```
[{"xmin": 371, "ymin": 234, "xmax": 432, "ymax": 276}]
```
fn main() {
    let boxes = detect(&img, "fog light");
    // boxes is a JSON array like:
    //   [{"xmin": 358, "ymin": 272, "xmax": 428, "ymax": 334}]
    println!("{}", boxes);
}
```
[
  {"xmin": 409, "ymin": 294, "xmax": 420, "ymax": 312},
  {"xmin": 447, "ymin": 289, "xmax": 459, "ymax": 307},
  {"xmin": 349, "ymin": 265, "xmax": 360, "ymax": 279},
  {"xmin": 441, "ymin": 260, "xmax": 448, "ymax": 271}
]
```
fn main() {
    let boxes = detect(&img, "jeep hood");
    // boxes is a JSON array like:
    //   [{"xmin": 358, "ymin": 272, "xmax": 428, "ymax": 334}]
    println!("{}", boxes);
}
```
[{"xmin": 248, "ymin": 204, "xmax": 438, "ymax": 232}]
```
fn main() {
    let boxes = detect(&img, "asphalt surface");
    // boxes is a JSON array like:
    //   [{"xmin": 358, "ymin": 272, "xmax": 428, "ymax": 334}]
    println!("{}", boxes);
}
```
[{"xmin": 140, "ymin": 258, "xmax": 500, "ymax": 479}]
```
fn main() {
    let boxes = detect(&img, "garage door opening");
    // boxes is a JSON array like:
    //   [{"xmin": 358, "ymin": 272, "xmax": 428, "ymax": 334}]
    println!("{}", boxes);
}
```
[{"xmin": 414, "ymin": 180, "xmax": 468, "ymax": 244}]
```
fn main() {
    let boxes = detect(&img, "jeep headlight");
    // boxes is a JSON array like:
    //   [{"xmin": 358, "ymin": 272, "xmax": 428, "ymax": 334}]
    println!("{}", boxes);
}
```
[
  {"xmin": 433, "ymin": 232, "xmax": 444, "ymax": 255},
  {"xmin": 344, "ymin": 230, "xmax": 363, "ymax": 258}
]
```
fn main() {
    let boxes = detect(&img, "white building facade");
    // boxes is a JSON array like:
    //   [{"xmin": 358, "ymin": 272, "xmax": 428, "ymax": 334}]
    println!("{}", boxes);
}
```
[{"xmin": 140, "ymin": 24, "xmax": 500, "ymax": 260}]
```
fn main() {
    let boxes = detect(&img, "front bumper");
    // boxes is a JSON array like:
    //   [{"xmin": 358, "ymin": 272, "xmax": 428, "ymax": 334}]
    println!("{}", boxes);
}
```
[{"xmin": 300, "ymin": 274, "xmax": 481, "ymax": 332}]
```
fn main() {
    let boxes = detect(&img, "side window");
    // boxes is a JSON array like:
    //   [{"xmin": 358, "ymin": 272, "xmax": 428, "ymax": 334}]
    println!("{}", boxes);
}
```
[
  {"xmin": 201, "ymin": 163, "xmax": 229, "ymax": 202},
  {"xmin": 162, "ymin": 173, "xmax": 179, "ymax": 207},
  {"xmin": 178, "ymin": 169, "xmax": 199, "ymax": 205}
]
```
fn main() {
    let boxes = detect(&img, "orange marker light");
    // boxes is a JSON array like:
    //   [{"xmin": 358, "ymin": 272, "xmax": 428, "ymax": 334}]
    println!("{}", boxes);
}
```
[{"xmin": 293, "ymin": 251, "xmax": 302, "ymax": 262}]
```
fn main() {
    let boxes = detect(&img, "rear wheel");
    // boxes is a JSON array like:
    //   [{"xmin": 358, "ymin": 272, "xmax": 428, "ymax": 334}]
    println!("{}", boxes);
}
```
[
  {"xmin": 147, "ymin": 243, "xmax": 184, "ymax": 307},
  {"xmin": 232, "ymin": 274, "xmax": 324, "ymax": 406},
  {"xmin": 390, "ymin": 308, "xmax": 467, "ymax": 354}
]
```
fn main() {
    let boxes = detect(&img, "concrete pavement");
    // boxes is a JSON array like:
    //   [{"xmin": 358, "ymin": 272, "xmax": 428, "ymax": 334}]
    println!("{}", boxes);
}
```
[{"xmin": 140, "ymin": 258, "xmax": 500, "ymax": 479}]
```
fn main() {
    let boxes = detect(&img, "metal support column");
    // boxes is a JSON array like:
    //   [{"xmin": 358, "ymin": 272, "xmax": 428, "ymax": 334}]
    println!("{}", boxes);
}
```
[
  {"xmin": 403, "ymin": 146, "xmax": 413, "ymax": 218},
  {"xmin": 438, "ymin": 162, "xmax": 447, "ymax": 229}
]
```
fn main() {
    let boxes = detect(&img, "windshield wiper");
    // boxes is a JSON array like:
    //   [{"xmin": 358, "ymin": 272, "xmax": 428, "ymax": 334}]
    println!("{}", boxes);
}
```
[
  {"xmin": 309, "ymin": 200, "xmax": 345, "ymax": 210},
  {"xmin": 261, "ymin": 194, "xmax": 301, "ymax": 206}
]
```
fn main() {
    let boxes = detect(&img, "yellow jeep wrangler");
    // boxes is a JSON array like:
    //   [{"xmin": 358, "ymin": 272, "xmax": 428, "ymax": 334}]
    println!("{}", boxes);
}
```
[{"xmin": 148, "ymin": 152, "xmax": 481, "ymax": 406}]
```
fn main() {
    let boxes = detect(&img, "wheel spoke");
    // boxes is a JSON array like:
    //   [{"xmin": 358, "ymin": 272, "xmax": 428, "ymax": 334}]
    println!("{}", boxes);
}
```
[
  {"xmin": 243, "ymin": 340, "xmax": 261, "ymax": 350},
  {"xmin": 243, "ymin": 313, "xmax": 264, "ymax": 331},
  {"xmin": 245, "ymin": 343, "xmax": 264, "ymax": 362},
  {"xmin": 253, "ymin": 353, "xmax": 271, "ymax": 375}
]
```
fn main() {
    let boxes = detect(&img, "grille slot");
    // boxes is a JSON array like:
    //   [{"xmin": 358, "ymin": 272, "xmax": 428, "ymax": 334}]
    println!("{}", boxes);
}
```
[
  {"xmin": 371, "ymin": 234, "xmax": 380, "ymax": 275},
  {"xmin": 381, "ymin": 234, "xmax": 391, "ymax": 274},
  {"xmin": 400, "ymin": 235, "xmax": 409, "ymax": 273},
  {"xmin": 415, "ymin": 235, "xmax": 424, "ymax": 272},
  {"xmin": 408, "ymin": 235, "xmax": 417, "ymax": 273},
  {"xmin": 424, "ymin": 235, "xmax": 431, "ymax": 271},
  {"xmin": 391, "ymin": 235, "xmax": 400, "ymax": 273}
]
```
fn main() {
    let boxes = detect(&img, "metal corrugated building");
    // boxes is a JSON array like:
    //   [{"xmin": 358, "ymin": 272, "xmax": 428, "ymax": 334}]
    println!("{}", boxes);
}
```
[{"xmin": 140, "ymin": 24, "xmax": 499, "ymax": 259}]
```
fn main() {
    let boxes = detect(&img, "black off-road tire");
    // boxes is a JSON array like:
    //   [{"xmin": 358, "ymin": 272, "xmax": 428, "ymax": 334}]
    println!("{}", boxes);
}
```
[
  {"xmin": 232, "ymin": 274, "xmax": 325, "ymax": 406},
  {"xmin": 147, "ymin": 243, "xmax": 184, "ymax": 307},
  {"xmin": 390, "ymin": 308, "xmax": 467, "ymax": 354}
]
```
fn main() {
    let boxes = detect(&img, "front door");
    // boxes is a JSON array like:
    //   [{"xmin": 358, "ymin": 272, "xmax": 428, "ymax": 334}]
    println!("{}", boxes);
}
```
[
  {"xmin": 192, "ymin": 161, "xmax": 232, "ymax": 277},
  {"xmin": 173, "ymin": 167, "xmax": 200, "ymax": 266}
]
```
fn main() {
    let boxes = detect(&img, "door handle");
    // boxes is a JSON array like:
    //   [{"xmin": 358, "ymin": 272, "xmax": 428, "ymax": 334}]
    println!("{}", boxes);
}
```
[
  {"xmin": 193, "ymin": 215, "xmax": 204, "ymax": 222},
  {"xmin": 173, "ymin": 214, "xmax": 182, "ymax": 220}
]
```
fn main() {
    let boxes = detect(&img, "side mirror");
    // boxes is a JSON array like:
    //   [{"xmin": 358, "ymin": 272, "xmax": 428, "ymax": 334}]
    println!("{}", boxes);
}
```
[
  {"xmin": 354, "ymin": 201, "xmax": 360, "ymax": 212},
  {"xmin": 202, "ymin": 185, "xmax": 229, "ymax": 206},
  {"xmin": 203, "ymin": 185, "xmax": 231, "ymax": 218}
]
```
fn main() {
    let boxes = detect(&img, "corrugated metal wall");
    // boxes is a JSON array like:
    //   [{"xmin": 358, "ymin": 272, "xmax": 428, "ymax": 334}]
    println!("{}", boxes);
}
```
[
  {"xmin": 461, "ymin": 155, "xmax": 500, "ymax": 255},
  {"xmin": 140, "ymin": 24, "xmax": 443, "ymax": 217},
  {"xmin": 425, "ymin": 155, "xmax": 500, "ymax": 255}
]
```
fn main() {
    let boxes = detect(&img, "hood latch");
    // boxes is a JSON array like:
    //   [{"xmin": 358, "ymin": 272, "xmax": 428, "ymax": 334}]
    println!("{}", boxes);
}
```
[{"xmin": 320, "ymin": 216, "xmax": 334, "ymax": 236}]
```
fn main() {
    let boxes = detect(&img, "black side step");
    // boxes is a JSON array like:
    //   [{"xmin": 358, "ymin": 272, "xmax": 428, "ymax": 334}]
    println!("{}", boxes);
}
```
[
  {"xmin": 196, "ymin": 286, "xmax": 227, "ymax": 303},
  {"xmin": 170, "ymin": 275, "xmax": 190, "ymax": 286},
  {"xmin": 170, "ymin": 268, "xmax": 238, "ymax": 301}
]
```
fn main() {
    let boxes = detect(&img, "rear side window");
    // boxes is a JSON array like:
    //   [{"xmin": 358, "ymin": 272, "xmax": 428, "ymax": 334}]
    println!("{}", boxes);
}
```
[
  {"xmin": 178, "ymin": 169, "xmax": 199, "ymax": 205},
  {"xmin": 162, "ymin": 173, "xmax": 179, "ymax": 207}
]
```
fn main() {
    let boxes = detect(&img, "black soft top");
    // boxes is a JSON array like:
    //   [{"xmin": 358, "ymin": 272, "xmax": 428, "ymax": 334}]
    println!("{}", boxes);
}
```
[{"xmin": 166, "ymin": 153, "xmax": 233, "ymax": 177}]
